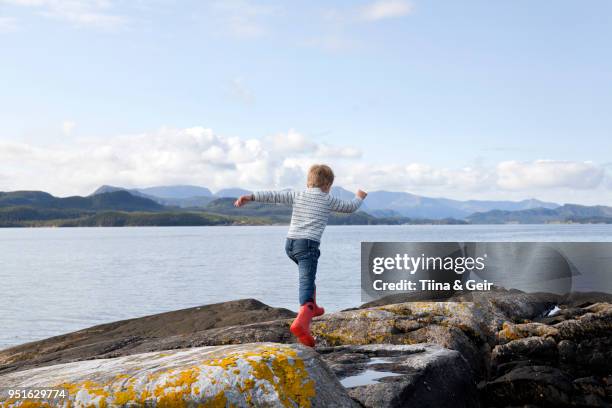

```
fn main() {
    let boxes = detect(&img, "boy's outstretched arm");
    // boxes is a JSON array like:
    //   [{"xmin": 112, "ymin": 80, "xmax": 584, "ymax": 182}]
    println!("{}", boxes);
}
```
[
  {"xmin": 234, "ymin": 190, "xmax": 295, "ymax": 207},
  {"xmin": 329, "ymin": 189, "xmax": 367, "ymax": 213}
]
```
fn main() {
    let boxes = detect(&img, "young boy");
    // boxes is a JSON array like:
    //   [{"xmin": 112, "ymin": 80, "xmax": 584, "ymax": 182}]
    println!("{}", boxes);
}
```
[{"xmin": 234, "ymin": 164, "xmax": 367, "ymax": 347}]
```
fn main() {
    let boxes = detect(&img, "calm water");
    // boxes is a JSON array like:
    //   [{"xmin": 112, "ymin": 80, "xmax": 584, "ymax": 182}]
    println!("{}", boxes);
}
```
[{"xmin": 1, "ymin": 225, "xmax": 611, "ymax": 349}]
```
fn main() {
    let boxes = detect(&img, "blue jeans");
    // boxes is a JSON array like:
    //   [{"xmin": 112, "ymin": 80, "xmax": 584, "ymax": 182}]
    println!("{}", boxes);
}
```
[{"xmin": 285, "ymin": 238, "xmax": 320, "ymax": 305}]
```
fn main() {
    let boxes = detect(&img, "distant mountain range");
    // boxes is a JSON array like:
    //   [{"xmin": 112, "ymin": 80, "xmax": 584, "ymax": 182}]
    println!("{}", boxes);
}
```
[
  {"xmin": 0, "ymin": 190, "xmax": 455, "ymax": 227},
  {"xmin": 329, "ymin": 187, "xmax": 558, "ymax": 219},
  {"xmin": 467, "ymin": 204, "xmax": 612, "ymax": 224},
  {"xmin": 1, "ymin": 186, "xmax": 610, "ymax": 227},
  {"xmin": 0, "ymin": 190, "xmax": 165, "ymax": 227},
  {"xmin": 92, "ymin": 184, "xmax": 559, "ymax": 220},
  {"xmin": 92, "ymin": 185, "xmax": 251, "ymax": 208},
  {"xmin": 0, "ymin": 190, "xmax": 163, "ymax": 212}
]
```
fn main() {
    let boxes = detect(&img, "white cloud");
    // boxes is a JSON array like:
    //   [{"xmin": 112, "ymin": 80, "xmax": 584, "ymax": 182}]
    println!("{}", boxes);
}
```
[
  {"xmin": 332, "ymin": 160, "xmax": 609, "ymax": 202},
  {"xmin": 0, "ymin": 0, "xmax": 126, "ymax": 28},
  {"xmin": 496, "ymin": 160, "xmax": 604, "ymax": 190},
  {"xmin": 340, "ymin": 162, "xmax": 492, "ymax": 193},
  {"xmin": 266, "ymin": 129, "xmax": 362, "ymax": 159},
  {"xmin": 267, "ymin": 129, "xmax": 316, "ymax": 154},
  {"xmin": 1, "ymin": 127, "xmax": 609, "ymax": 205},
  {"xmin": 0, "ymin": 127, "xmax": 360, "ymax": 195},
  {"xmin": 315, "ymin": 144, "xmax": 361, "ymax": 159},
  {"xmin": 359, "ymin": 0, "xmax": 413, "ymax": 21}
]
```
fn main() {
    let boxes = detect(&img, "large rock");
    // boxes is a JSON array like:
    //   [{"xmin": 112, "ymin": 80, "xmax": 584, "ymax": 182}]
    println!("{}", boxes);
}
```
[
  {"xmin": 553, "ymin": 303, "xmax": 612, "ymax": 341},
  {"xmin": 483, "ymin": 365, "xmax": 611, "ymax": 407},
  {"xmin": 361, "ymin": 287, "xmax": 560, "ymax": 323},
  {"xmin": 572, "ymin": 376, "xmax": 609, "ymax": 407},
  {"xmin": 1, "ymin": 294, "xmax": 610, "ymax": 407},
  {"xmin": 491, "ymin": 336, "xmax": 558, "ymax": 366},
  {"xmin": 483, "ymin": 301, "xmax": 612, "ymax": 406},
  {"xmin": 0, "ymin": 343, "xmax": 358, "ymax": 408},
  {"xmin": 0, "ymin": 301, "xmax": 497, "ymax": 378},
  {"xmin": 482, "ymin": 365, "xmax": 574, "ymax": 407},
  {"xmin": 0, "ymin": 299, "xmax": 295, "ymax": 375},
  {"xmin": 318, "ymin": 344, "xmax": 479, "ymax": 408},
  {"xmin": 311, "ymin": 302, "xmax": 494, "ymax": 376},
  {"xmin": 558, "ymin": 336, "xmax": 612, "ymax": 377}
]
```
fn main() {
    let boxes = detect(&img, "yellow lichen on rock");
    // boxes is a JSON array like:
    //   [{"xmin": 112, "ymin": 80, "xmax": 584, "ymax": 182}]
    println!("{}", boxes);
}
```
[
  {"xmin": 0, "ymin": 344, "xmax": 318, "ymax": 408},
  {"xmin": 497, "ymin": 321, "xmax": 560, "ymax": 344},
  {"xmin": 252, "ymin": 346, "xmax": 315, "ymax": 407},
  {"xmin": 202, "ymin": 344, "xmax": 316, "ymax": 407},
  {"xmin": 153, "ymin": 366, "xmax": 200, "ymax": 407}
]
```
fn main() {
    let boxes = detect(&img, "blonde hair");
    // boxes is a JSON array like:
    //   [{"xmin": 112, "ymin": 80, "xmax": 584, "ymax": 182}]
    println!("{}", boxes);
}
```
[{"xmin": 307, "ymin": 164, "xmax": 334, "ymax": 189}]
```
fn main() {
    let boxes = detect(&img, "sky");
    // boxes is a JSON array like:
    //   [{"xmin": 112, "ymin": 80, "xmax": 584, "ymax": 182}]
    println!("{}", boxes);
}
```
[{"xmin": 0, "ymin": 0, "xmax": 611, "ymax": 205}]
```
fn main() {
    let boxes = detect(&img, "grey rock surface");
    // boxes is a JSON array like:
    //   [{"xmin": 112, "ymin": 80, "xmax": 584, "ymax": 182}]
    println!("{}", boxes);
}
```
[
  {"xmin": 0, "ymin": 342, "xmax": 358, "ymax": 408},
  {"xmin": 1, "ymin": 292, "xmax": 610, "ymax": 407},
  {"xmin": 319, "ymin": 343, "xmax": 479, "ymax": 408}
]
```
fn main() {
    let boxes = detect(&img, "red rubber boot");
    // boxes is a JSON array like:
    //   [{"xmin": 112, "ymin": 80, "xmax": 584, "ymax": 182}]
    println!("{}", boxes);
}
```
[
  {"xmin": 290, "ymin": 302, "xmax": 315, "ymax": 347},
  {"xmin": 313, "ymin": 289, "xmax": 325, "ymax": 317}
]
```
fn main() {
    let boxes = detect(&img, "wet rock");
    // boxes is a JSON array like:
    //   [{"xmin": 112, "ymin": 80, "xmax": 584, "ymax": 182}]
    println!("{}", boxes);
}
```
[
  {"xmin": 318, "ymin": 344, "xmax": 478, "ymax": 408},
  {"xmin": 0, "ymin": 342, "xmax": 358, "ymax": 408},
  {"xmin": 492, "ymin": 359, "xmax": 536, "ymax": 378},
  {"xmin": 572, "ymin": 391, "xmax": 608, "ymax": 407},
  {"xmin": 554, "ymin": 303, "xmax": 612, "ymax": 341},
  {"xmin": 490, "ymin": 302, "xmax": 611, "ymax": 373},
  {"xmin": 574, "ymin": 376, "xmax": 606, "ymax": 399},
  {"xmin": 568, "ymin": 336, "xmax": 612, "ymax": 376},
  {"xmin": 557, "ymin": 339, "xmax": 577, "ymax": 364},
  {"xmin": 573, "ymin": 376, "xmax": 606, "ymax": 404},
  {"xmin": 491, "ymin": 337, "xmax": 558, "ymax": 366},
  {"xmin": 484, "ymin": 301, "xmax": 612, "ymax": 407},
  {"xmin": 605, "ymin": 375, "xmax": 612, "ymax": 400},
  {"xmin": 483, "ymin": 365, "xmax": 573, "ymax": 407}
]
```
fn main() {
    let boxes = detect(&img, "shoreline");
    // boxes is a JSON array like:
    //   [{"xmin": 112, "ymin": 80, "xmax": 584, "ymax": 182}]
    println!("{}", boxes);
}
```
[{"xmin": 3, "ymin": 222, "xmax": 612, "ymax": 229}]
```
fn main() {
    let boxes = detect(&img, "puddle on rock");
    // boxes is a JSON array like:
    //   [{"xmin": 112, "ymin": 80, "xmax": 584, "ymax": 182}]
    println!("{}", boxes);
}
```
[
  {"xmin": 340, "ymin": 369, "xmax": 403, "ymax": 388},
  {"xmin": 367, "ymin": 357, "xmax": 394, "ymax": 365}
]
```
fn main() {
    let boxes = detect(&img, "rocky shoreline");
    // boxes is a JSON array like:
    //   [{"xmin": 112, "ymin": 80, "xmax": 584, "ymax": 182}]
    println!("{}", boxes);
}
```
[{"xmin": 0, "ymin": 289, "xmax": 610, "ymax": 407}]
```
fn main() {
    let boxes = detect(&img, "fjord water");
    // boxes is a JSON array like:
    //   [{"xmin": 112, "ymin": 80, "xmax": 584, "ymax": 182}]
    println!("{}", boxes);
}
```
[{"xmin": 1, "ymin": 225, "xmax": 611, "ymax": 349}]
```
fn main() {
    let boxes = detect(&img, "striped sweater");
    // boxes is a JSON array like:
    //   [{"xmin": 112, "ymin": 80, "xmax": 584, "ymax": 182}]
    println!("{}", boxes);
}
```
[{"xmin": 253, "ymin": 187, "xmax": 363, "ymax": 242}]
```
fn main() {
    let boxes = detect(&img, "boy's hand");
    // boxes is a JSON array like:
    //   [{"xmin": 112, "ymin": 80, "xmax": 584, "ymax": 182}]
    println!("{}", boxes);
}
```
[
  {"xmin": 234, "ymin": 194, "xmax": 253, "ymax": 207},
  {"xmin": 356, "ymin": 189, "xmax": 368, "ymax": 200}
]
